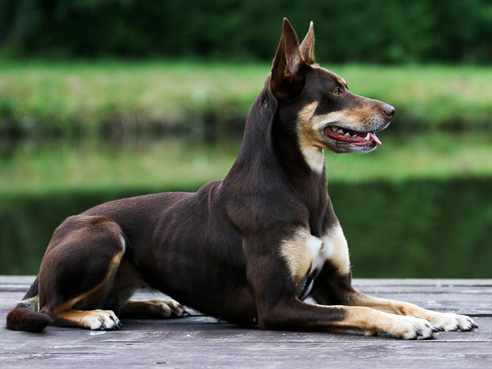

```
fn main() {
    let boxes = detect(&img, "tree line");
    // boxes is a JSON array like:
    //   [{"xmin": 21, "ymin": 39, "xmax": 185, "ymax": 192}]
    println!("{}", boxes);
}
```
[{"xmin": 1, "ymin": 0, "xmax": 491, "ymax": 63}]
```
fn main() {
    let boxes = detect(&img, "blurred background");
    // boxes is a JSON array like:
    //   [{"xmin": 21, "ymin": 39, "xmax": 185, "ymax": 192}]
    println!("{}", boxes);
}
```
[{"xmin": 0, "ymin": 0, "xmax": 491, "ymax": 277}]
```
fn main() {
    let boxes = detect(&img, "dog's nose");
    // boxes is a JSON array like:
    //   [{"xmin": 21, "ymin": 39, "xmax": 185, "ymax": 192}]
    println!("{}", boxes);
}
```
[{"xmin": 383, "ymin": 104, "xmax": 395, "ymax": 119}]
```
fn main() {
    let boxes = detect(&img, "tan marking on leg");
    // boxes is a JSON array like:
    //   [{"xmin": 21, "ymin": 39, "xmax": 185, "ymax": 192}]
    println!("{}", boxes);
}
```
[
  {"xmin": 339, "ymin": 306, "xmax": 436, "ymax": 339},
  {"xmin": 120, "ymin": 299, "xmax": 186, "ymax": 318},
  {"xmin": 280, "ymin": 228, "xmax": 313, "ymax": 281},
  {"xmin": 322, "ymin": 223, "xmax": 350, "ymax": 276},
  {"xmin": 52, "ymin": 250, "xmax": 124, "ymax": 313},
  {"xmin": 48, "ymin": 246, "xmax": 125, "ymax": 330},
  {"xmin": 351, "ymin": 293, "xmax": 478, "ymax": 331},
  {"xmin": 280, "ymin": 228, "xmax": 326, "ymax": 282}
]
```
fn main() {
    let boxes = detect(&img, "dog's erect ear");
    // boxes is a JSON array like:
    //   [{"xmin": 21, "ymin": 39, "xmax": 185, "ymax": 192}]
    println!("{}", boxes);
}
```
[
  {"xmin": 270, "ymin": 18, "xmax": 307, "ymax": 100},
  {"xmin": 299, "ymin": 21, "xmax": 315, "ymax": 65}
]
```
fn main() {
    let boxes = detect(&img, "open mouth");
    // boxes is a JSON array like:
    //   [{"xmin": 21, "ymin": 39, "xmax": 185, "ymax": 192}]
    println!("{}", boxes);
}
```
[{"xmin": 323, "ymin": 125, "xmax": 383, "ymax": 146}]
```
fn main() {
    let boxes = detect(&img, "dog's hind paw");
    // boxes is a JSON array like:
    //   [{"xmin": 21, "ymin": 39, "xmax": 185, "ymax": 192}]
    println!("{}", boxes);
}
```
[
  {"xmin": 148, "ymin": 299, "xmax": 189, "ymax": 318},
  {"xmin": 120, "ymin": 299, "xmax": 189, "ymax": 319},
  {"xmin": 427, "ymin": 312, "xmax": 478, "ymax": 332},
  {"xmin": 84, "ymin": 310, "xmax": 122, "ymax": 330}
]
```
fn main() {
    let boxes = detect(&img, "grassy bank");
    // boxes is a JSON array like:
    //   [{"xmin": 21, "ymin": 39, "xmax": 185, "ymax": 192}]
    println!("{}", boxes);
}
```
[
  {"xmin": 1, "ymin": 61, "xmax": 492, "ymax": 140},
  {"xmin": 1, "ymin": 133, "xmax": 491, "ymax": 195}
]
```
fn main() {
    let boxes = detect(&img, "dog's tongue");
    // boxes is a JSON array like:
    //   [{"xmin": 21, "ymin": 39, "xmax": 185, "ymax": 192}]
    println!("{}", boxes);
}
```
[{"xmin": 369, "ymin": 132, "xmax": 382, "ymax": 145}]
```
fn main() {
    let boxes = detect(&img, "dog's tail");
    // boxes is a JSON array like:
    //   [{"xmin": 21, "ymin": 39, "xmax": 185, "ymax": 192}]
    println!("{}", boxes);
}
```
[
  {"xmin": 6, "ymin": 304, "xmax": 52, "ymax": 332},
  {"xmin": 6, "ymin": 278, "xmax": 52, "ymax": 332}
]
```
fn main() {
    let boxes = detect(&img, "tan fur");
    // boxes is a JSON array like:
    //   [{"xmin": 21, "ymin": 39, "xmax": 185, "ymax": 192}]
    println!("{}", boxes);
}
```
[
  {"xmin": 310, "ymin": 108, "xmax": 374, "ymax": 132},
  {"xmin": 297, "ymin": 101, "xmax": 325, "ymax": 173},
  {"xmin": 336, "ymin": 76, "xmax": 348, "ymax": 88},
  {"xmin": 350, "ymin": 293, "xmax": 477, "ymax": 331},
  {"xmin": 51, "ymin": 250, "xmax": 124, "ymax": 315},
  {"xmin": 280, "ymin": 228, "xmax": 315, "ymax": 282},
  {"xmin": 54, "ymin": 309, "xmax": 120, "ymax": 330},
  {"xmin": 340, "ymin": 306, "xmax": 435, "ymax": 339},
  {"xmin": 322, "ymin": 223, "xmax": 350, "ymax": 276}
]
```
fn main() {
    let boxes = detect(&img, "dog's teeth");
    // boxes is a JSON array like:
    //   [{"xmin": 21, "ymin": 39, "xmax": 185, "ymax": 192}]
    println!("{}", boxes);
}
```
[
  {"xmin": 365, "ymin": 133, "xmax": 371, "ymax": 140},
  {"xmin": 330, "ymin": 127, "xmax": 337, "ymax": 132},
  {"xmin": 344, "ymin": 132, "xmax": 350, "ymax": 136},
  {"xmin": 338, "ymin": 129, "xmax": 344, "ymax": 134}
]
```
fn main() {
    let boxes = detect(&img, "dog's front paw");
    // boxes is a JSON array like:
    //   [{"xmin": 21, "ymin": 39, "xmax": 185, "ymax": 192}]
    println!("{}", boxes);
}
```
[
  {"xmin": 428, "ymin": 312, "xmax": 478, "ymax": 332},
  {"xmin": 385, "ymin": 315, "xmax": 438, "ymax": 340}
]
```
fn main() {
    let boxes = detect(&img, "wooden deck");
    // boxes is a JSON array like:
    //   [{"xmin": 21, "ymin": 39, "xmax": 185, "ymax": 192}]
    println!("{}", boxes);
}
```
[{"xmin": 0, "ymin": 277, "xmax": 491, "ymax": 368}]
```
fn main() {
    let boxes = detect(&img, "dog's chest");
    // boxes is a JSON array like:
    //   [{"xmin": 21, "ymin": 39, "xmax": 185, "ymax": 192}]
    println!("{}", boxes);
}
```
[
  {"xmin": 297, "ymin": 226, "xmax": 348, "ymax": 300},
  {"xmin": 295, "ymin": 234, "xmax": 330, "ymax": 300},
  {"xmin": 280, "ymin": 224, "xmax": 349, "ymax": 300}
]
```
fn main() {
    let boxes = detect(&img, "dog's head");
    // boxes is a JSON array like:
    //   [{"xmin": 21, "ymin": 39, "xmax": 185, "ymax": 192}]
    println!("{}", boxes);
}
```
[{"xmin": 269, "ymin": 19, "xmax": 394, "ymax": 163}]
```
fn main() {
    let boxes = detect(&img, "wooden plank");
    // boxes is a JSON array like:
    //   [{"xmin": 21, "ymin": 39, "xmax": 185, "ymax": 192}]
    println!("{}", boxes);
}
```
[
  {"xmin": 1, "ymin": 276, "xmax": 491, "ymax": 287},
  {"xmin": 1, "ymin": 321, "xmax": 491, "ymax": 368},
  {"xmin": 1, "ymin": 278, "xmax": 491, "ymax": 368},
  {"xmin": 353, "ymin": 279, "xmax": 492, "ymax": 287}
]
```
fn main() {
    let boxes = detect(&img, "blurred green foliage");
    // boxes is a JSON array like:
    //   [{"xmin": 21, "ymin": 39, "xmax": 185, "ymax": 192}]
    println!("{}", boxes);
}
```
[
  {"xmin": 1, "ymin": 61, "xmax": 492, "ymax": 145},
  {"xmin": 1, "ymin": 0, "xmax": 491, "ymax": 63},
  {"xmin": 2, "ymin": 134, "xmax": 492, "ymax": 193}
]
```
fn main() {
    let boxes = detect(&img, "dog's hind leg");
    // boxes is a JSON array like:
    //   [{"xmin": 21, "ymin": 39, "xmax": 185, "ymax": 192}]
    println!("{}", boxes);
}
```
[{"xmin": 36, "ymin": 215, "xmax": 129, "ymax": 330}]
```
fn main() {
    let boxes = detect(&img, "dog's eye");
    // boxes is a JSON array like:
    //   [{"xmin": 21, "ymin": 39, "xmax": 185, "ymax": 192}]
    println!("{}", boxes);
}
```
[{"xmin": 332, "ymin": 88, "xmax": 340, "ymax": 95}]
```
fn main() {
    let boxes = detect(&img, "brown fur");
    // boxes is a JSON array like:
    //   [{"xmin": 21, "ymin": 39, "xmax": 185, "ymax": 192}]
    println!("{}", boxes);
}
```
[{"xmin": 6, "ymin": 19, "xmax": 477, "ymax": 339}]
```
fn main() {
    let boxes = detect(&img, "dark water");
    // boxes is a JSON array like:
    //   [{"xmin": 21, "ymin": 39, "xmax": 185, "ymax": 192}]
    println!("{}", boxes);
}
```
[{"xmin": 1, "ymin": 178, "xmax": 491, "ymax": 277}]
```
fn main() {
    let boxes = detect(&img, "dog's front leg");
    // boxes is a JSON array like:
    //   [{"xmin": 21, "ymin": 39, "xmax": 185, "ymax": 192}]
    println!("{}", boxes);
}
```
[
  {"xmin": 244, "ymin": 230, "xmax": 436, "ymax": 339},
  {"xmin": 348, "ymin": 292, "xmax": 478, "ymax": 332},
  {"xmin": 310, "ymin": 224, "xmax": 478, "ymax": 332}
]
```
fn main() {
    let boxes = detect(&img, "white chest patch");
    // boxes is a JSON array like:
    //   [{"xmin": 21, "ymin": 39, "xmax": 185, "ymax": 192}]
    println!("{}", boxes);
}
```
[
  {"xmin": 308, "ymin": 235, "xmax": 327, "ymax": 275},
  {"xmin": 322, "ymin": 223, "xmax": 350, "ymax": 276},
  {"xmin": 280, "ymin": 223, "xmax": 350, "ymax": 297},
  {"xmin": 297, "ymin": 235, "xmax": 326, "ymax": 300},
  {"xmin": 298, "ymin": 223, "xmax": 350, "ymax": 300}
]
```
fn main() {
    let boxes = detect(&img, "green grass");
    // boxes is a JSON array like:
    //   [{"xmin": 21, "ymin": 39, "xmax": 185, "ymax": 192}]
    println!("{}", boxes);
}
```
[
  {"xmin": 1, "ymin": 60, "xmax": 492, "ymax": 194},
  {"xmin": 0, "ymin": 60, "xmax": 266, "ymax": 130},
  {"xmin": 1, "ymin": 132, "xmax": 491, "ymax": 195},
  {"xmin": 1, "ymin": 60, "xmax": 492, "ymax": 134}
]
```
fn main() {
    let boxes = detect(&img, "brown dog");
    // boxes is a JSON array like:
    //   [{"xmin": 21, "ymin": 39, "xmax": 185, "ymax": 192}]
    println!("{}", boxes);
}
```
[{"xmin": 7, "ymin": 19, "xmax": 478, "ymax": 338}]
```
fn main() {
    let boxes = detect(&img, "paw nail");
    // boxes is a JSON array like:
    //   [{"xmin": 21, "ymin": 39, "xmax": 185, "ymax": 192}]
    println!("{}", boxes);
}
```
[
  {"xmin": 101, "ymin": 323, "xmax": 107, "ymax": 330},
  {"xmin": 457, "ymin": 324, "xmax": 464, "ymax": 330},
  {"xmin": 416, "ymin": 330, "xmax": 423, "ymax": 336},
  {"xmin": 431, "ymin": 327, "xmax": 440, "ymax": 333}
]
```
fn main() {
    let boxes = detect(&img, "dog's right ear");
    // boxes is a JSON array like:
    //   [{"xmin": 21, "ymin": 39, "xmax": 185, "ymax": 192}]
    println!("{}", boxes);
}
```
[
  {"xmin": 299, "ymin": 21, "xmax": 315, "ymax": 65},
  {"xmin": 270, "ymin": 18, "xmax": 307, "ymax": 100}
]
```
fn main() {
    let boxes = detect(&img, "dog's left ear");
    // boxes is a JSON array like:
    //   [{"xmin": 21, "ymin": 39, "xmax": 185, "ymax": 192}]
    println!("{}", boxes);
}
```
[
  {"xmin": 299, "ymin": 21, "xmax": 315, "ymax": 65},
  {"xmin": 270, "ymin": 18, "xmax": 308, "ymax": 100}
]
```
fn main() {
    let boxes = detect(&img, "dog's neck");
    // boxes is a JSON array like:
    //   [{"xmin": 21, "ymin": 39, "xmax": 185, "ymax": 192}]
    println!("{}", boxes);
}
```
[{"xmin": 224, "ymin": 87, "xmax": 328, "ymax": 234}]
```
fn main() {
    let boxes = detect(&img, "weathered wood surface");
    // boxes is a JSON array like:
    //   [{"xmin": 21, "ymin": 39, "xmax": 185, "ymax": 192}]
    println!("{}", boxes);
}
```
[{"xmin": 1, "ymin": 277, "xmax": 491, "ymax": 368}]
